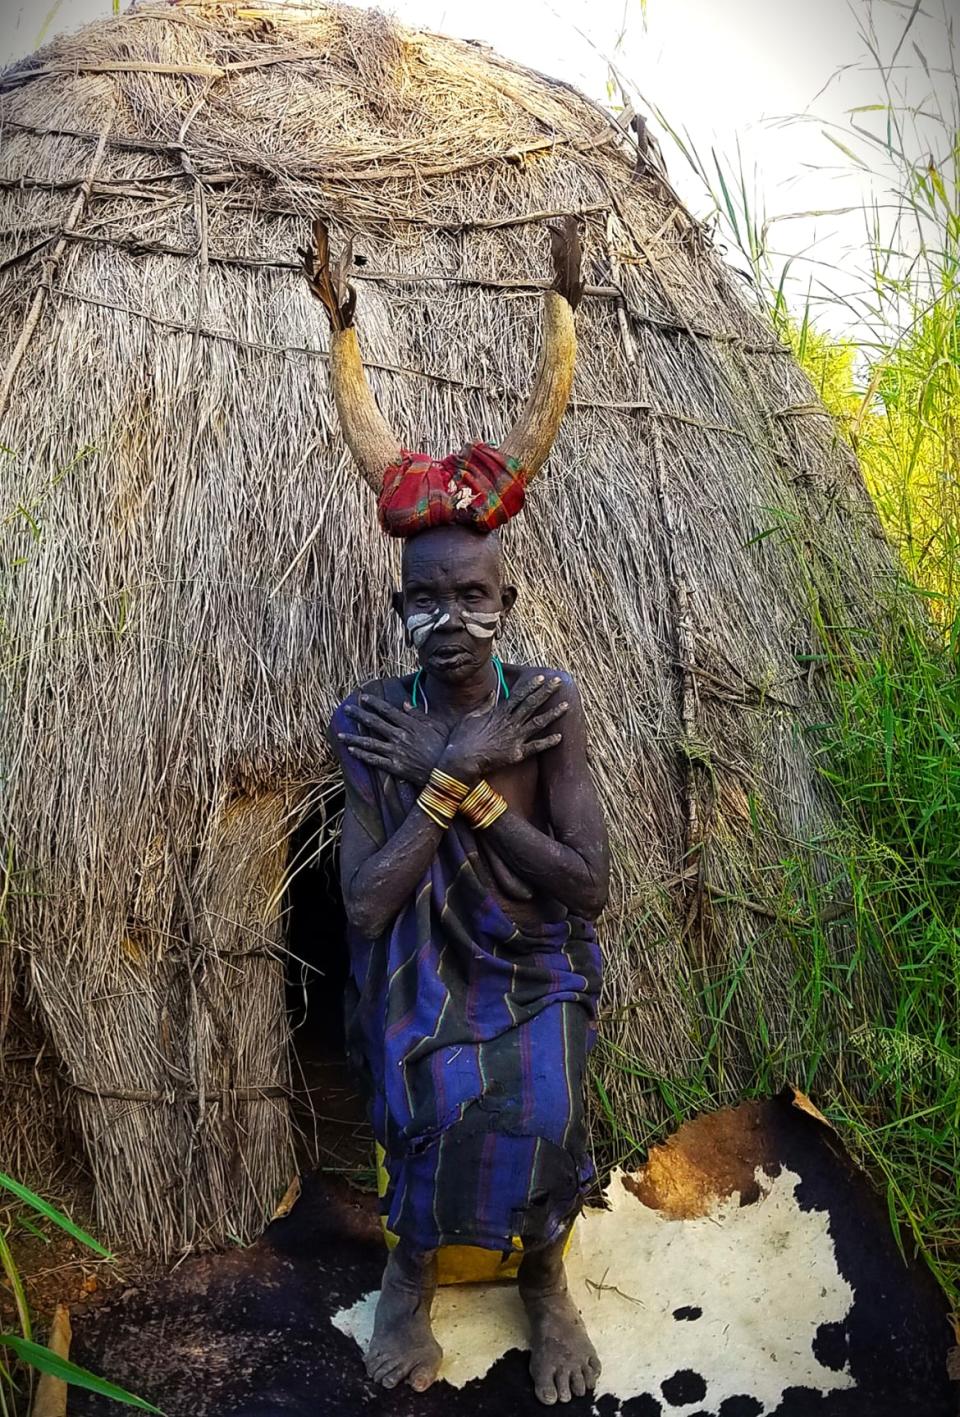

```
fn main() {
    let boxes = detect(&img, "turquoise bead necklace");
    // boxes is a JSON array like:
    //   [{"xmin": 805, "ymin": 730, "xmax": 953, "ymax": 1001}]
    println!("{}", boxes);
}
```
[{"xmin": 411, "ymin": 656, "xmax": 509, "ymax": 714}]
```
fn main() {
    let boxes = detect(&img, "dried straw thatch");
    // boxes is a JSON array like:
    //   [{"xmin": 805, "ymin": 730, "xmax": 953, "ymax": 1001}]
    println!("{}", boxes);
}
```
[{"xmin": 0, "ymin": 1, "xmax": 895, "ymax": 1253}]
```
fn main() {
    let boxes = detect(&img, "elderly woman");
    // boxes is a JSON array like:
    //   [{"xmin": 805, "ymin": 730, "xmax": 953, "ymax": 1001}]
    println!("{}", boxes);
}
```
[{"xmin": 308, "ymin": 220, "xmax": 608, "ymax": 1406}]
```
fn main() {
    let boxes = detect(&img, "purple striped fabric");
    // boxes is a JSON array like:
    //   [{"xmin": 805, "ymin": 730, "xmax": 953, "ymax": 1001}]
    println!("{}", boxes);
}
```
[{"xmin": 330, "ymin": 681, "xmax": 602, "ymax": 1252}]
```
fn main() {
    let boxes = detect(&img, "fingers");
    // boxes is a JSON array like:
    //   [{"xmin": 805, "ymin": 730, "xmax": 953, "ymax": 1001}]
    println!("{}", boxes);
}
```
[
  {"xmin": 513, "ymin": 676, "xmax": 563, "ymax": 720},
  {"xmin": 524, "ymin": 702, "xmax": 568, "ymax": 735},
  {"xmin": 507, "ymin": 672, "xmax": 548, "ymax": 706},
  {"xmin": 357, "ymin": 693, "xmax": 407, "ymax": 726},
  {"xmin": 344, "ymin": 704, "xmax": 403, "ymax": 737},
  {"xmin": 346, "ymin": 747, "xmax": 395, "ymax": 771},
  {"xmin": 519, "ymin": 733, "xmax": 563, "ymax": 759},
  {"xmin": 338, "ymin": 733, "xmax": 395, "ymax": 753}
]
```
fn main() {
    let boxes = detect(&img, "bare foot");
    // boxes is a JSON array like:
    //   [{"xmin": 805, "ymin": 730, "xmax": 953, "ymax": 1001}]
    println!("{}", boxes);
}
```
[
  {"xmin": 365, "ymin": 1244, "xmax": 443, "ymax": 1393},
  {"xmin": 522, "ymin": 1284, "xmax": 601, "ymax": 1405},
  {"xmin": 519, "ymin": 1229, "xmax": 600, "ymax": 1406}
]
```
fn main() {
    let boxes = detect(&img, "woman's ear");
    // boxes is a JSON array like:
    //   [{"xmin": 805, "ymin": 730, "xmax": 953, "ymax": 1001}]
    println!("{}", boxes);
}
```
[
  {"xmin": 501, "ymin": 584, "xmax": 518, "ymax": 616},
  {"xmin": 392, "ymin": 590, "xmax": 410, "ymax": 644}
]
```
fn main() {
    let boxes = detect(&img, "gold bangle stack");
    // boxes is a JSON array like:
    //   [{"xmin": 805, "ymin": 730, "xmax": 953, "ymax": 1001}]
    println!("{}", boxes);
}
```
[
  {"xmin": 460, "ymin": 779, "xmax": 508, "ymax": 831},
  {"xmin": 416, "ymin": 768, "xmax": 469, "ymax": 829}
]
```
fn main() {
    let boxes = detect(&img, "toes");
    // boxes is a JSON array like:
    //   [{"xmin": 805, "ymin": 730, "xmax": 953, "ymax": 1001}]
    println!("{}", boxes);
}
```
[
  {"xmin": 534, "ymin": 1354, "xmax": 599, "ymax": 1404},
  {"xmin": 373, "ymin": 1359, "xmax": 407, "ymax": 1388},
  {"xmin": 408, "ymin": 1362, "xmax": 438, "ymax": 1393}
]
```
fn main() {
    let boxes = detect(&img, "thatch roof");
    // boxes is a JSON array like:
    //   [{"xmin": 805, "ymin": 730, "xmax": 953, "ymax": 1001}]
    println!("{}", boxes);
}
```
[{"xmin": 0, "ymin": 0, "xmax": 894, "ymax": 1253}]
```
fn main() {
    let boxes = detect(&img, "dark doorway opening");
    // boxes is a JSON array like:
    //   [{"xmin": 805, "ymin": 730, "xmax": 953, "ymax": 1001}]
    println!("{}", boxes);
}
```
[{"xmin": 283, "ymin": 792, "xmax": 374, "ymax": 1185}]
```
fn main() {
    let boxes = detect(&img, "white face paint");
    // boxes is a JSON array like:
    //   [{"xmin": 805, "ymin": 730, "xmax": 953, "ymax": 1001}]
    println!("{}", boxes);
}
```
[
  {"xmin": 405, "ymin": 609, "xmax": 449, "ymax": 648},
  {"xmin": 405, "ymin": 608, "xmax": 501, "ymax": 648},
  {"xmin": 462, "ymin": 609, "xmax": 502, "ymax": 640}
]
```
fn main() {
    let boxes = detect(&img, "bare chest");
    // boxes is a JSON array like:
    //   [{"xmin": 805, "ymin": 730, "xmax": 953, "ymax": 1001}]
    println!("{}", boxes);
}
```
[{"xmin": 487, "ymin": 756, "xmax": 545, "ymax": 828}]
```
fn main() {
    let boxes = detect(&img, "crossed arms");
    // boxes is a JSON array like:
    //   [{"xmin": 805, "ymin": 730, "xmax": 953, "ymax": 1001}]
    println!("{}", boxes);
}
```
[{"xmin": 334, "ymin": 674, "xmax": 610, "ymax": 939}]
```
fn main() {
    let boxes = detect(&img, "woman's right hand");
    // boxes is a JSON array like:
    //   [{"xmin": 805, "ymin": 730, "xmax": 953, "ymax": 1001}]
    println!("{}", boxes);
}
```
[
  {"xmin": 338, "ymin": 694, "xmax": 449, "ymax": 787},
  {"xmin": 438, "ymin": 675, "xmax": 569, "ymax": 783}
]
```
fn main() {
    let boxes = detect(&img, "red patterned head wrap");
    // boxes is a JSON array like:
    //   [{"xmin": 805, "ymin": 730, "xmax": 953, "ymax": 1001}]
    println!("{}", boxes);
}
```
[{"xmin": 377, "ymin": 442, "xmax": 526, "ymax": 538}]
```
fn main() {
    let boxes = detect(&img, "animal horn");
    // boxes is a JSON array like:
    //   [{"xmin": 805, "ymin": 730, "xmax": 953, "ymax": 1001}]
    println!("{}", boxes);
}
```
[
  {"xmin": 301, "ymin": 219, "xmax": 401, "ymax": 493},
  {"xmin": 500, "ymin": 215, "xmax": 583, "ymax": 480}
]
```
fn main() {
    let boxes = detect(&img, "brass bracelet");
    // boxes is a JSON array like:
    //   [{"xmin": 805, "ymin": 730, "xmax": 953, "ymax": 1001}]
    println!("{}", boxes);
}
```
[
  {"xmin": 417, "ymin": 788, "xmax": 457, "ymax": 828},
  {"xmin": 476, "ymin": 795, "xmax": 508, "ymax": 830},
  {"xmin": 419, "ymin": 768, "xmax": 469, "ymax": 826},
  {"xmin": 429, "ymin": 768, "xmax": 469, "ymax": 803},
  {"xmin": 459, "ymin": 779, "xmax": 508, "ymax": 830},
  {"xmin": 418, "ymin": 781, "xmax": 461, "ymax": 823},
  {"xmin": 460, "ymin": 779, "xmax": 496, "ymax": 821}
]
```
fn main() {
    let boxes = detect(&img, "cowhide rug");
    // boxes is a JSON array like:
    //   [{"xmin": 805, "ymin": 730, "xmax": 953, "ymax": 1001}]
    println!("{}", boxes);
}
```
[{"xmin": 68, "ymin": 1089, "xmax": 957, "ymax": 1416}]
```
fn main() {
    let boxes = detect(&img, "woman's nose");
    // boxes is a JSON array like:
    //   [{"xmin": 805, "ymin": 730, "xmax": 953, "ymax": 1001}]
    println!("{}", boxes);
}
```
[{"xmin": 434, "ymin": 599, "xmax": 464, "ymax": 629}]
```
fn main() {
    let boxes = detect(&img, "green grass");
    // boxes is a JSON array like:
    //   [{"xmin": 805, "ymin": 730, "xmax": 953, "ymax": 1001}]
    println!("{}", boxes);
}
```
[
  {"xmin": 0, "ymin": 1174, "xmax": 162, "ymax": 1413},
  {"xmin": 604, "ymin": 0, "xmax": 960, "ymax": 1309},
  {"xmin": 810, "ymin": 617, "xmax": 960, "ymax": 1297},
  {"xmin": 602, "ymin": 613, "xmax": 960, "ymax": 1300}
]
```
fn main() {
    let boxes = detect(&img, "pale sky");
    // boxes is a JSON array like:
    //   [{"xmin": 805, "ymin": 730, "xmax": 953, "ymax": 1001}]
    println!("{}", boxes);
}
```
[{"xmin": 2, "ymin": 0, "xmax": 957, "ymax": 336}]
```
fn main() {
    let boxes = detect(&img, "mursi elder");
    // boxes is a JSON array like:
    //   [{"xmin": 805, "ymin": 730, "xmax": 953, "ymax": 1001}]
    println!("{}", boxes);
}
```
[{"xmin": 304, "ymin": 219, "xmax": 609, "ymax": 1406}]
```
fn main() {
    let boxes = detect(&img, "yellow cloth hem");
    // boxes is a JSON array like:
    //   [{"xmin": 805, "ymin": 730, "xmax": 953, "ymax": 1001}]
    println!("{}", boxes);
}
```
[{"xmin": 375, "ymin": 1142, "xmax": 571, "ymax": 1285}]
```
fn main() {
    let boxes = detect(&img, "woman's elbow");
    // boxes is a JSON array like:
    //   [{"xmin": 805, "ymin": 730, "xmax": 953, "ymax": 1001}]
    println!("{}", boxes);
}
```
[
  {"xmin": 576, "ymin": 887, "xmax": 607, "ymax": 921},
  {"xmin": 562, "ymin": 884, "xmax": 605, "ymax": 921},
  {"xmin": 573, "ymin": 867, "xmax": 609, "ymax": 921},
  {"xmin": 344, "ymin": 889, "xmax": 389, "ymax": 940}
]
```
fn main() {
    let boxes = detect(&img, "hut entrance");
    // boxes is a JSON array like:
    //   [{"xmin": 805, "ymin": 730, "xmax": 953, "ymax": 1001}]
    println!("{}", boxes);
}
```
[{"xmin": 284, "ymin": 793, "xmax": 373, "ymax": 1183}]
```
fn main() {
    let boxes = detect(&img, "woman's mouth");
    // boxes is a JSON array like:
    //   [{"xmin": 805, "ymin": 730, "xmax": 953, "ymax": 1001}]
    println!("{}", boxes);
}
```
[{"xmin": 429, "ymin": 645, "xmax": 471, "ymax": 667}]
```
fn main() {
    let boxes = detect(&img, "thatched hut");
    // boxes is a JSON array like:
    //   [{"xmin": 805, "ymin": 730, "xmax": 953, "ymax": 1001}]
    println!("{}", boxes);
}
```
[{"xmin": 0, "ymin": 1, "xmax": 894, "ymax": 1253}]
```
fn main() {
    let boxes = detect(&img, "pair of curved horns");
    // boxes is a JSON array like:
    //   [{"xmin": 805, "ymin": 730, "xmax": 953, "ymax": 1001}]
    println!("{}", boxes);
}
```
[{"xmin": 301, "ymin": 217, "xmax": 582, "ymax": 493}]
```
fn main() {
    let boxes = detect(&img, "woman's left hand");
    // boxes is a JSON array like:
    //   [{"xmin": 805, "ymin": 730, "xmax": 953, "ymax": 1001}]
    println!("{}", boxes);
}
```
[{"xmin": 339, "ymin": 694, "xmax": 450, "ymax": 787}]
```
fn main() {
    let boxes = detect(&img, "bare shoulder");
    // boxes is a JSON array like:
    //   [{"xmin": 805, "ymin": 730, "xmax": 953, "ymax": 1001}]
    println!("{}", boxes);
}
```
[
  {"xmin": 328, "ymin": 674, "xmax": 412, "ymax": 738},
  {"xmin": 504, "ymin": 663, "xmax": 584, "ymax": 711},
  {"xmin": 362, "ymin": 674, "xmax": 414, "ymax": 699},
  {"xmin": 348, "ymin": 673, "xmax": 414, "ymax": 707}
]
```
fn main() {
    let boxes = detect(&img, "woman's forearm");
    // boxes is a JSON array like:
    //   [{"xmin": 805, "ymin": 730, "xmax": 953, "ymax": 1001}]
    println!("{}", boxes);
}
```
[
  {"xmin": 344, "ymin": 806, "xmax": 444, "ymax": 938},
  {"xmin": 343, "ymin": 791, "xmax": 607, "ymax": 936},
  {"xmin": 483, "ymin": 810, "xmax": 607, "ymax": 919}
]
